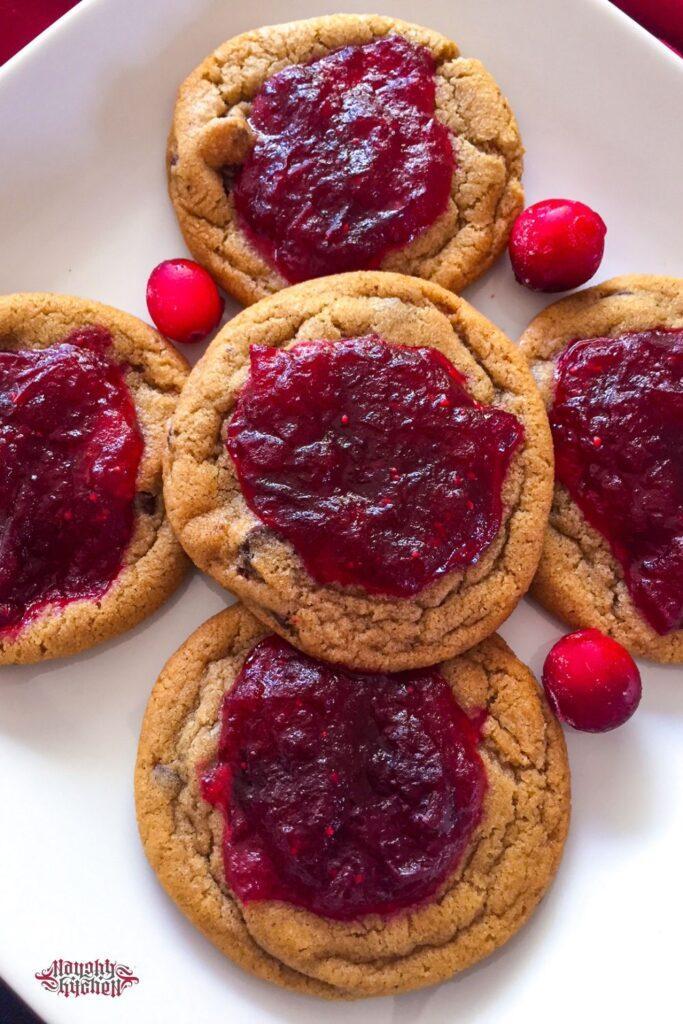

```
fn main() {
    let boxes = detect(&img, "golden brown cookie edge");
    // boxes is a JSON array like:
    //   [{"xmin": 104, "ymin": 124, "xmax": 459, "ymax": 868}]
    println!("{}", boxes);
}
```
[
  {"xmin": 0, "ymin": 292, "xmax": 190, "ymax": 665},
  {"xmin": 519, "ymin": 274, "xmax": 683, "ymax": 663},
  {"xmin": 163, "ymin": 271, "xmax": 554, "ymax": 671},
  {"xmin": 134, "ymin": 604, "xmax": 570, "ymax": 998},
  {"xmin": 167, "ymin": 14, "xmax": 523, "ymax": 305}
]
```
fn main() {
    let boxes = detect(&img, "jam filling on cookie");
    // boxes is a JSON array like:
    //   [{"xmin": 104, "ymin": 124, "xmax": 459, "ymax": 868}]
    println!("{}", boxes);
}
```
[
  {"xmin": 231, "ymin": 35, "xmax": 455, "ymax": 282},
  {"xmin": 227, "ymin": 335, "xmax": 524, "ymax": 597},
  {"xmin": 201, "ymin": 635, "xmax": 486, "ymax": 920},
  {"xmin": 0, "ymin": 327, "xmax": 143, "ymax": 633},
  {"xmin": 550, "ymin": 328, "xmax": 683, "ymax": 634}
]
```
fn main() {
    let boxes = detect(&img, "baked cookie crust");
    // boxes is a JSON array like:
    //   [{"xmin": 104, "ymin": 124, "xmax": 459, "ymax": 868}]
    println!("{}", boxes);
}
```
[
  {"xmin": 0, "ymin": 292, "xmax": 189, "ymax": 664},
  {"xmin": 519, "ymin": 274, "xmax": 683, "ymax": 663},
  {"xmin": 167, "ymin": 14, "xmax": 523, "ymax": 305},
  {"xmin": 163, "ymin": 271, "xmax": 553, "ymax": 671},
  {"xmin": 135, "ymin": 603, "xmax": 570, "ymax": 999}
]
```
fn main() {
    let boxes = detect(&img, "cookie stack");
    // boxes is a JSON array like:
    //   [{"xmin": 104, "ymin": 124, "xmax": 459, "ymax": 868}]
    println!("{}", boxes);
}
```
[
  {"xmin": 130, "ymin": 15, "xmax": 576, "ymax": 999},
  {"xmin": 134, "ymin": 263, "xmax": 572, "ymax": 997}
]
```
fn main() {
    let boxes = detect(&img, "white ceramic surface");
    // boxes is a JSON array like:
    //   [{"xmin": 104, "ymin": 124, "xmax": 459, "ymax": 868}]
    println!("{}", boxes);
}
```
[{"xmin": 0, "ymin": 1, "xmax": 681, "ymax": 1021}]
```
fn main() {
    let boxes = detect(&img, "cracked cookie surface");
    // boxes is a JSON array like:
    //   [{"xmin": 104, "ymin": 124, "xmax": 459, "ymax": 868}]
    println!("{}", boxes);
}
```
[
  {"xmin": 163, "ymin": 272, "xmax": 554, "ymax": 671},
  {"xmin": 519, "ymin": 274, "xmax": 683, "ymax": 663},
  {"xmin": 135, "ymin": 602, "xmax": 570, "ymax": 999},
  {"xmin": 0, "ymin": 292, "xmax": 189, "ymax": 664},
  {"xmin": 167, "ymin": 13, "xmax": 523, "ymax": 305}
]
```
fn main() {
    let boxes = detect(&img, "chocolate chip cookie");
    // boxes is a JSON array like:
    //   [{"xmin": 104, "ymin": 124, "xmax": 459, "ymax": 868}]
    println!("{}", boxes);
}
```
[
  {"xmin": 519, "ymin": 274, "xmax": 683, "ymax": 663},
  {"xmin": 135, "ymin": 602, "xmax": 570, "ymax": 999},
  {"xmin": 163, "ymin": 272, "xmax": 553, "ymax": 671},
  {"xmin": 168, "ymin": 14, "xmax": 523, "ymax": 305},
  {"xmin": 0, "ymin": 292, "xmax": 189, "ymax": 664}
]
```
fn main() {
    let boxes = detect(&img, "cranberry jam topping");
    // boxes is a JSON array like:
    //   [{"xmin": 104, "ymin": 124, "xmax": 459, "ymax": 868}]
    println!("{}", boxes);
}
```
[
  {"xmin": 550, "ymin": 328, "xmax": 683, "ymax": 634},
  {"xmin": 227, "ymin": 335, "xmax": 524, "ymax": 597},
  {"xmin": 201, "ymin": 635, "xmax": 486, "ymax": 920},
  {"xmin": 232, "ymin": 35, "xmax": 455, "ymax": 282},
  {"xmin": 0, "ymin": 327, "xmax": 143, "ymax": 632}
]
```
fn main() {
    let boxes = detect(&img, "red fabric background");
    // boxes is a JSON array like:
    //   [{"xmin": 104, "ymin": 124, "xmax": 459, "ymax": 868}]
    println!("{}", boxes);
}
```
[
  {"xmin": 0, "ymin": 0, "xmax": 681, "ymax": 66},
  {"xmin": 0, "ymin": 0, "xmax": 80, "ymax": 64},
  {"xmin": 615, "ymin": 0, "xmax": 683, "ymax": 52}
]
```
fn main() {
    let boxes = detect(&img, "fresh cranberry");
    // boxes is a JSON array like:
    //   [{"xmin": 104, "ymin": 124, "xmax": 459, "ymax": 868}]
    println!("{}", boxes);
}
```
[
  {"xmin": 542, "ymin": 629, "xmax": 642, "ymax": 732},
  {"xmin": 227, "ymin": 336, "xmax": 524, "ymax": 597},
  {"xmin": 551, "ymin": 329, "xmax": 683, "ymax": 634},
  {"xmin": 0, "ymin": 327, "xmax": 143, "ymax": 633},
  {"xmin": 232, "ymin": 35, "xmax": 455, "ymax": 282},
  {"xmin": 201, "ymin": 635, "xmax": 486, "ymax": 920},
  {"xmin": 509, "ymin": 199, "xmax": 606, "ymax": 292},
  {"xmin": 146, "ymin": 259, "xmax": 224, "ymax": 344}
]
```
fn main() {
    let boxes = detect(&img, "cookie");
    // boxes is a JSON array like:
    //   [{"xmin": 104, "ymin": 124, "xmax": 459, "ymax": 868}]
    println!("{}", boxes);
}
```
[
  {"xmin": 519, "ymin": 274, "xmax": 683, "ymax": 663},
  {"xmin": 0, "ymin": 292, "xmax": 189, "ymax": 664},
  {"xmin": 135, "ymin": 602, "xmax": 570, "ymax": 999},
  {"xmin": 167, "ymin": 14, "xmax": 523, "ymax": 306},
  {"xmin": 163, "ymin": 271, "xmax": 553, "ymax": 671}
]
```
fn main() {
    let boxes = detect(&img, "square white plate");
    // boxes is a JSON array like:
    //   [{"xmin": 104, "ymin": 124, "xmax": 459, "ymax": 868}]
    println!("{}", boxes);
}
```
[{"xmin": 1, "ymin": 1, "xmax": 681, "ymax": 1022}]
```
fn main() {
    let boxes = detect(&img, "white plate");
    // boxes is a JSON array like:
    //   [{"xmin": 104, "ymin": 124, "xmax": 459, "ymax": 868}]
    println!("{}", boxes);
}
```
[{"xmin": 0, "ymin": 1, "xmax": 681, "ymax": 1021}]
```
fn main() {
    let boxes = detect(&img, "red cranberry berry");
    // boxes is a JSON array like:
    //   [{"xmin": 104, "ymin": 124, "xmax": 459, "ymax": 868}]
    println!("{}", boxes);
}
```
[
  {"xmin": 542, "ymin": 628, "xmax": 641, "ymax": 732},
  {"xmin": 509, "ymin": 199, "xmax": 606, "ymax": 292},
  {"xmin": 146, "ymin": 259, "xmax": 224, "ymax": 344}
]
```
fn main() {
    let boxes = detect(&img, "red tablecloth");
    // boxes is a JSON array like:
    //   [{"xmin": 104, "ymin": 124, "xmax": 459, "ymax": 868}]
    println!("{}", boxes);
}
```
[
  {"xmin": 615, "ymin": 0, "xmax": 683, "ymax": 53},
  {"xmin": 1, "ymin": 1, "xmax": 80, "ymax": 64},
  {"xmin": 0, "ymin": 0, "xmax": 682, "ymax": 66}
]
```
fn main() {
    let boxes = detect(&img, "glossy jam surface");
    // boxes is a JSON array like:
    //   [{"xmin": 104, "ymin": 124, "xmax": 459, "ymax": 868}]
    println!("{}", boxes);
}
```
[
  {"xmin": 228, "ymin": 335, "xmax": 524, "ymax": 597},
  {"xmin": 201, "ymin": 635, "xmax": 486, "ymax": 920},
  {"xmin": 0, "ymin": 327, "xmax": 143, "ymax": 632},
  {"xmin": 550, "ymin": 328, "xmax": 683, "ymax": 634},
  {"xmin": 232, "ymin": 35, "xmax": 455, "ymax": 282}
]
